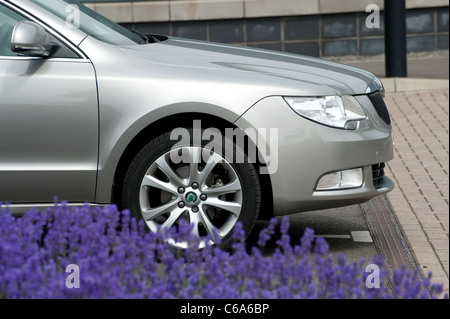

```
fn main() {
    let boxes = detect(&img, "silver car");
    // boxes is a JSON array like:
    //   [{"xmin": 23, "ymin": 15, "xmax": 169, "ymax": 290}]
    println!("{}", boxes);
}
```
[{"xmin": 0, "ymin": 0, "xmax": 394, "ymax": 249}]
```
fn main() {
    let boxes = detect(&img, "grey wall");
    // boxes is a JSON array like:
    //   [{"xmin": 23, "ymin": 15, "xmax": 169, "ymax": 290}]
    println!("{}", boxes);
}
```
[{"xmin": 121, "ymin": 7, "xmax": 449, "ymax": 57}]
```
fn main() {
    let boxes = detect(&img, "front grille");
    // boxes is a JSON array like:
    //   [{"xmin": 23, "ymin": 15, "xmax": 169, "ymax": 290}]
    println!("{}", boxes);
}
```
[
  {"xmin": 372, "ymin": 163, "xmax": 386, "ymax": 189},
  {"xmin": 368, "ymin": 92, "xmax": 391, "ymax": 126}
]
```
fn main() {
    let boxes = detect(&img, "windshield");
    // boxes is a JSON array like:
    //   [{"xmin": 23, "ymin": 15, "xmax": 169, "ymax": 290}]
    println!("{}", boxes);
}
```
[{"xmin": 30, "ymin": 0, "xmax": 142, "ymax": 45}]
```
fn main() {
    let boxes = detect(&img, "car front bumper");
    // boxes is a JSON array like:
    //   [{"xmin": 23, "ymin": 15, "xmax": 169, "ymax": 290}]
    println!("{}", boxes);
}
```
[{"xmin": 235, "ymin": 95, "xmax": 395, "ymax": 215}]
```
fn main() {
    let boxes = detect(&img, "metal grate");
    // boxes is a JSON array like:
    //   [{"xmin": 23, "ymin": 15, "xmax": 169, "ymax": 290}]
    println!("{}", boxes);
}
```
[
  {"xmin": 372, "ymin": 163, "xmax": 386, "ymax": 189},
  {"xmin": 368, "ymin": 92, "xmax": 391, "ymax": 126}
]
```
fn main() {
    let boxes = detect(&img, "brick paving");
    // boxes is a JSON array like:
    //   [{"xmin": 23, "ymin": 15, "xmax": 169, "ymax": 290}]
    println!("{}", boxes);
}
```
[{"xmin": 383, "ymin": 88, "xmax": 449, "ymax": 296}]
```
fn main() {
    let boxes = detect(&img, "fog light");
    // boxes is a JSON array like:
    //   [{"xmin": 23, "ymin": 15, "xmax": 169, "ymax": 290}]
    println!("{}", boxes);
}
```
[{"xmin": 316, "ymin": 168, "xmax": 363, "ymax": 190}]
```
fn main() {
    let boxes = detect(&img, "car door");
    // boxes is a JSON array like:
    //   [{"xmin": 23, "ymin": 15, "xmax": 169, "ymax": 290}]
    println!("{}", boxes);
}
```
[{"xmin": 0, "ymin": 3, "xmax": 98, "ymax": 203}]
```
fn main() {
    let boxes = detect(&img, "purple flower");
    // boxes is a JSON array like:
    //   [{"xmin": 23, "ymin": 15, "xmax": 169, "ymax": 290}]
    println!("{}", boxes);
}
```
[{"xmin": 0, "ymin": 202, "xmax": 447, "ymax": 299}]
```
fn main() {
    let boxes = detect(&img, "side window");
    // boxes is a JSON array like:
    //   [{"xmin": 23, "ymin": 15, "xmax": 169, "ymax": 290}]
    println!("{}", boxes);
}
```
[
  {"xmin": 0, "ymin": 4, "xmax": 78, "ymax": 58},
  {"xmin": 0, "ymin": 4, "xmax": 22, "ymax": 56}
]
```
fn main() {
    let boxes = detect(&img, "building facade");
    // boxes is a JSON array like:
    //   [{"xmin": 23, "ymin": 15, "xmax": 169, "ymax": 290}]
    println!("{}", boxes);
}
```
[{"xmin": 83, "ymin": 0, "xmax": 449, "ymax": 57}]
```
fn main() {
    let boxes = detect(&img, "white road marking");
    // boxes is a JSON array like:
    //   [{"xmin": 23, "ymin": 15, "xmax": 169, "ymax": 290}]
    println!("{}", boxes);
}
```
[
  {"xmin": 351, "ymin": 231, "xmax": 374, "ymax": 243},
  {"xmin": 315, "ymin": 235, "xmax": 351, "ymax": 239},
  {"xmin": 314, "ymin": 231, "xmax": 374, "ymax": 243}
]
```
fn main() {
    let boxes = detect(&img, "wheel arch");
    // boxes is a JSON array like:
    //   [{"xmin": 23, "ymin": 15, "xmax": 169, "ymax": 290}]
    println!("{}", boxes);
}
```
[{"xmin": 110, "ymin": 112, "xmax": 274, "ymax": 220}]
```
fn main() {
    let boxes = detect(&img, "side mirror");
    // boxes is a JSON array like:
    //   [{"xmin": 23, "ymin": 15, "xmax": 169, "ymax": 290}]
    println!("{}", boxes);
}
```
[{"xmin": 11, "ymin": 21, "xmax": 58, "ymax": 57}]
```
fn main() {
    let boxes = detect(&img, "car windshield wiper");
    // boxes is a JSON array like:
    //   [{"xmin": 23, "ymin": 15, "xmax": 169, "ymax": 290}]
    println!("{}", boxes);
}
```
[{"xmin": 130, "ymin": 29, "xmax": 160, "ymax": 44}]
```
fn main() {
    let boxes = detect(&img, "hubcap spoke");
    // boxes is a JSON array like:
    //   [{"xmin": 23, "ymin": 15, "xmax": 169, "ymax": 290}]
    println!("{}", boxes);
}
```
[
  {"xmin": 202, "ymin": 179, "xmax": 241, "ymax": 197},
  {"xmin": 142, "ymin": 200, "xmax": 179, "ymax": 221},
  {"xmin": 160, "ymin": 207, "xmax": 185, "ymax": 230},
  {"xmin": 141, "ymin": 175, "xmax": 178, "ymax": 196},
  {"xmin": 155, "ymin": 156, "xmax": 185, "ymax": 187},
  {"xmin": 190, "ymin": 214, "xmax": 201, "ymax": 238},
  {"xmin": 197, "ymin": 207, "xmax": 223, "ymax": 243},
  {"xmin": 188, "ymin": 147, "xmax": 202, "ymax": 184},
  {"xmin": 197, "ymin": 152, "xmax": 223, "ymax": 186},
  {"xmin": 204, "ymin": 197, "xmax": 242, "ymax": 216}
]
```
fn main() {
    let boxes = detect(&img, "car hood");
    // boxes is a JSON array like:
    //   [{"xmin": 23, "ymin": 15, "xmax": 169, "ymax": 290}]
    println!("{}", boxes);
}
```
[{"xmin": 118, "ymin": 37, "xmax": 375, "ymax": 96}]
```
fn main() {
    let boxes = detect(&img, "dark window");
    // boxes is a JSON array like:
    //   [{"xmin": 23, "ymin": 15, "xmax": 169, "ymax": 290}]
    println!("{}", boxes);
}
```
[{"xmin": 0, "ymin": 4, "xmax": 78, "ymax": 58}]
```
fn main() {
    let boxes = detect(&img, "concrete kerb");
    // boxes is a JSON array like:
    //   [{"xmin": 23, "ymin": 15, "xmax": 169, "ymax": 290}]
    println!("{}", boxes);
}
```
[{"xmin": 381, "ymin": 78, "xmax": 450, "ymax": 93}]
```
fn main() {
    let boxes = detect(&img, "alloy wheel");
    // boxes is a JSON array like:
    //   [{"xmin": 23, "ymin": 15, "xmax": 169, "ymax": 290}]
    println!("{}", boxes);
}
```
[{"xmin": 139, "ymin": 146, "xmax": 243, "ymax": 248}]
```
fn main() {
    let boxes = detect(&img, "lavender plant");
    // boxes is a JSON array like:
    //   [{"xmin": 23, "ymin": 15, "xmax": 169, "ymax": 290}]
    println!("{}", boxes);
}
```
[{"xmin": 0, "ymin": 203, "xmax": 446, "ymax": 299}]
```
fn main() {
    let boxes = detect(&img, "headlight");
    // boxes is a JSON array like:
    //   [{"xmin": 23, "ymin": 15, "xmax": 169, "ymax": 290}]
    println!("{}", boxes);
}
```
[{"xmin": 283, "ymin": 95, "xmax": 367, "ymax": 130}]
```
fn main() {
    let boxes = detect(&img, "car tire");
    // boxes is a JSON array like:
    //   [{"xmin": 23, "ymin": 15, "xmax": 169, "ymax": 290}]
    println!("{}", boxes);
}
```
[{"xmin": 121, "ymin": 127, "xmax": 261, "ymax": 250}]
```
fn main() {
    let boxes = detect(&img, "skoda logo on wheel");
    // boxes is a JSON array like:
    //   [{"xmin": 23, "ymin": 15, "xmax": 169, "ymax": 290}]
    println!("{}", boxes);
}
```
[{"xmin": 185, "ymin": 192, "xmax": 198, "ymax": 204}]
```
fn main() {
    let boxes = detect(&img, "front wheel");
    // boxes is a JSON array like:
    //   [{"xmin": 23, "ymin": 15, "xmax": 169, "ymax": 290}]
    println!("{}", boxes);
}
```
[{"xmin": 121, "ymin": 129, "xmax": 261, "ymax": 250}]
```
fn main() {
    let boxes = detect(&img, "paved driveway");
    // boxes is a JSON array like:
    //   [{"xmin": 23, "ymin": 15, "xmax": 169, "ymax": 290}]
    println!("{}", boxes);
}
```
[{"xmin": 384, "ymin": 88, "xmax": 449, "ymax": 295}]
